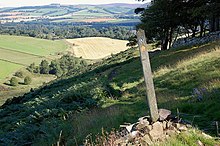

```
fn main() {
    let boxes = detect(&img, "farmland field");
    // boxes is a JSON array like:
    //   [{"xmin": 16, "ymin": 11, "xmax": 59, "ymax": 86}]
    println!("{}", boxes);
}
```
[
  {"xmin": 0, "ymin": 60, "xmax": 23, "ymax": 81},
  {"xmin": 0, "ymin": 35, "xmax": 68, "ymax": 81},
  {"xmin": 0, "ymin": 35, "xmax": 68, "ymax": 56},
  {"xmin": 66, "ymin": 37, "xmax": 129, "ymax": 59}
]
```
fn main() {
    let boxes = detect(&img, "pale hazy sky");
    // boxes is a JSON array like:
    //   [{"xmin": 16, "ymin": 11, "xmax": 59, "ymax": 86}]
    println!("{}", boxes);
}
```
[{"xmin": 0, "ymin": 0, "xmax": 149, "ymax": 8}]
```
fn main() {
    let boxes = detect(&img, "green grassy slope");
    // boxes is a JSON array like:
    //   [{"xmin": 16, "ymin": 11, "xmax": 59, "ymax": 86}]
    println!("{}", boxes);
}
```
[
  {"xmin": 0, "ymin": 35, "xmax": 68, "ymax": 56},
  {"xmin": 0, "ymin": 60, "xmax": 23, "ymax": 81},
  {"xmin": 0, "ymin": 35, "xmax": 68, "ymax": 81},
  {"xmin": 0, "ymin": 41, "xmax": 220, "ymax": 145}
]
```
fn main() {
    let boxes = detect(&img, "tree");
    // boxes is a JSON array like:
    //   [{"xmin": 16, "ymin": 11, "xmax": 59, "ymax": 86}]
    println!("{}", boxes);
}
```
[
  {"xmin": 49, "ymin": 60, "xmax": 63, "ymax": 77},
  {"xmin": 27, "ymin": 63, "xmax": 36, "ymax": 73},
  {"xmin": 24, "ymin": 76, "xmax": 32, "ymax": 85},
  {"xmin": 10, "ymin": 77, "xmax": 18, "ymax": 86},
  {"xmin": 14, "ymin": 71, "xmax": 24, "ymax": 78},
  {"xmin": 139, "ymin": 0, "xmax": 183, "ymax": 50},
  {"xmin": 40, "ymin": 60, "xmax": 49, "ymax": 74}
]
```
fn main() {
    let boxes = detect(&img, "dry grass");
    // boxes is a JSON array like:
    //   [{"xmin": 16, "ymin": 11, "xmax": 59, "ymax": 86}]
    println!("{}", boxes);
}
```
[{"xmin": 66, "ymin": 37, "xmax": 129, "ymax": 59}]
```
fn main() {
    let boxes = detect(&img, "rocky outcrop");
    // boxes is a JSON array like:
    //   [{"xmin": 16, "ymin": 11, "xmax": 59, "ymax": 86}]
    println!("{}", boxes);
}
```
[
  {"xmin": 114, "ymin": 109, "xmax": 192, "ymax": 146},
  {"xmin": 172, "ymin": 31, "xmax": 220, "ymax": 48}
]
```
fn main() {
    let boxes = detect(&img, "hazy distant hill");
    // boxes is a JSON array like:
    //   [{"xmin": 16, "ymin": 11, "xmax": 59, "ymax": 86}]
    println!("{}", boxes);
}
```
[{"xmin": 0, "ymin": 3, "xmax": 149, "ymax": 23}]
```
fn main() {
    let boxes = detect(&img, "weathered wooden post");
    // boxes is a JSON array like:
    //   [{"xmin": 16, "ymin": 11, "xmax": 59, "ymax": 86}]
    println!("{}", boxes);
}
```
[{"xmin": 137, "ymin": 29, "xmax": 159, "ymax": 122}]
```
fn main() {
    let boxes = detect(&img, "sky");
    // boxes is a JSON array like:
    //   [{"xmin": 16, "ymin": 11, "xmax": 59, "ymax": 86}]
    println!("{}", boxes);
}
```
[{"xmin": 0, "ymin": 0, "xmax": 149, "ymax": 8}]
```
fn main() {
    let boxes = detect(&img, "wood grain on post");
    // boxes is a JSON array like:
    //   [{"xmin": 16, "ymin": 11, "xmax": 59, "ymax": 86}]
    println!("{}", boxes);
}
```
[{"xmin": 137, "ymin": 29, "xmax": 159, "ymax": 122}]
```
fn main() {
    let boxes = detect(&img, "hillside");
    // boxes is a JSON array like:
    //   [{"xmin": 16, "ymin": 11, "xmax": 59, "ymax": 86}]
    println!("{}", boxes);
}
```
[
  {"xmin": 0, "ymin": 3, "xmax": 144, "ymax": 23},
  {"xmin": 66, "ymin": 37, "xmax": 129, "ymax": 59},
  {"xmin": 0, "ymin": 40, "xmax": 220, "ymax": 145}
]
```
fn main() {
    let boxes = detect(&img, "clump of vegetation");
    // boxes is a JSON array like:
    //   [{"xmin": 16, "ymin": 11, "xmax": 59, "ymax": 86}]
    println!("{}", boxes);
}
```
[
  {"xmin": 14, "ymin": 71, "xmax": 24, "ymax": 78},
  {"xmin": 24, "ymin": 76, "xmax": 32, "ymax": 85},
  {"xmin": 10, "ymin": 77, "xmax": 18, "ymax": 86},
  {"xmin": 40, "ymin": 60, "xmax": 50, "ymax": 74},
  {"xmin": 27, "ymin": 54, "xmax": 88, "ymax": 77}
]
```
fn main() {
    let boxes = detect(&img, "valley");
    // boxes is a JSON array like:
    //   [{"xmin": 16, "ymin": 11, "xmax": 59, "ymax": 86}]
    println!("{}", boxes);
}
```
[{"xmin": 0, "ymin": 3, "xmax": 143, "ymax": 24}]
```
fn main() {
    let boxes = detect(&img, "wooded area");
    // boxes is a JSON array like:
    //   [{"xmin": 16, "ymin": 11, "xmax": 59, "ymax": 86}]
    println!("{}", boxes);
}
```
[{"xmin": 138, "ymin": 0, "xmax": 220, "ymax": 50}]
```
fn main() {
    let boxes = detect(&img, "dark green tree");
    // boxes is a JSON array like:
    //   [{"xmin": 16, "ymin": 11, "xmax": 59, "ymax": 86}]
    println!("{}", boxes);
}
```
[
  {"xmin": 40, "ymin": 60, "xmax": 50, "ymax": 74},
  {"xmin": 14, "ymin": 71, "xmax": 24, "ymax": 78},
  {"xmin": 10, "ymin": 77, "xmax": 18, "ymax": 86},
  {"xmin": 49, "ymin": 60, "xmax": 63, "ymax": 77},
  {"xmin": 139, "ymin": 0, "xmax": 183, "ymax": 50},
  {"xmin": 24, "ymin": 76, "xmax": 32, "ymax": 85}
]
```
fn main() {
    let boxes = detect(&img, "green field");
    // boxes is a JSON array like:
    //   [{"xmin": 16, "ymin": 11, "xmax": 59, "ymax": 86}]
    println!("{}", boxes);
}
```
[
  {"xmin": 0, "ymin": 35, "xmax": 68, "ymax": 56},
  {"xmin": 0, "ymin": 35, "xmax": 68, "ymax": 81},
  {"xmin": 0, "ymin": 60, "xmax": 23, "ymax": 81}
]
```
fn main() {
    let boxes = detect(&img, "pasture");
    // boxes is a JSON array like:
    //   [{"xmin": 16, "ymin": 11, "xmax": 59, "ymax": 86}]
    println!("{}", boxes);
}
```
[
  {"xmin": 0, "ymin": 35, "xmax": 68, "ymax": 81},
  {"xmin": 66, "ymin": 37, "xmax": 129, "ymax": 59},
  {"xmin": 0, "ymin": 35, "xmax": 68, "ymax": 56},
  {"xmin": 0, "ymin": 60, "xmax": 22, "ymax": 81}
]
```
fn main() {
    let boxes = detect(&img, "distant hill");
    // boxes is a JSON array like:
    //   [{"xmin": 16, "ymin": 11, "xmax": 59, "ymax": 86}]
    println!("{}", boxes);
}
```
[{"xmin": 0, "ymin": 3, "xmax": 149, "ymax": 23}]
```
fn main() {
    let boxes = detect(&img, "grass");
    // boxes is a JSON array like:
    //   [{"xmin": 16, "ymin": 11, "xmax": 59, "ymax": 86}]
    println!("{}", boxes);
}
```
[
  {"xmin": 0, "ymin": 47, "xmax": 45, "ymax": 66},
  {"xmin": 0, "ymin": 69, "xmax": 56, "ymax": 105},
  {"xmin": 0, "ymin": 60, "xmax": 23, "ymax": 81},
  {"xmin": 0, "ymin": 35, "xmax": 68, "ymax": 82},
  {"xmin": 0, "ymin": 35, "xmax": 68, "ymax": 56},
  {"xmin": 0, "ymin": 40, "xmax": 220, "ymax": 145},
  {"xmin": 66, "ymin": 37, "xmax": 129, "ymax": 59}
]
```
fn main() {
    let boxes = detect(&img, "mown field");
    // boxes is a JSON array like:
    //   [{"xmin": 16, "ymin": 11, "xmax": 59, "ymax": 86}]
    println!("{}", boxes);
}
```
[
  {"xmin": 0, "ymin": 60, "xmax": 23, "ymax": 81},
  {"xmin": 0, "ymin": 35, "xmax": 68, "ymax": 81},
  {"xmin": 1, "ymin": 40, "xmax": 220, "ymax": 145},
  {"xmin": 66, "ymin": 37, "xmax": 129, "ymax": 59}
]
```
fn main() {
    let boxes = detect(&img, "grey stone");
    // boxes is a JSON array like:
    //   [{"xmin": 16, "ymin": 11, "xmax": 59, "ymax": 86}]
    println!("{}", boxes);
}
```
[
  {"xmin": 141, "ymin": 134, "xmax": 153, "ymax": 145},
  {"xmin": 158, "ymin": 109, "xmax": 171, "ymax": 121},
  {"xmin": 136, "ymin": 119, "xmax": 149, "ymax": 130},
  {"xmin": 178, "ymin": 125, "xmax": 187, "ymax": 131},
  {"xmin": 197, "ymin": 140, "xmax": 204, "ymax": 146},
  {"xmin": 126, "ymin": 124, "xmax": 135, "ymax": 133},
  {"xmin": 149, "ymin": 122, "xmax": 164, "ymax": 141}
]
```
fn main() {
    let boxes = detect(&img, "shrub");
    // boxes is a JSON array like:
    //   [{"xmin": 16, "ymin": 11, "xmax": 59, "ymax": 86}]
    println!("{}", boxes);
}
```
[
  {"xmin": 10, "ymin": 77, "xmax": 18, "ymax": 86},
  {"xmin": 40, "ymin": 60, "xmax": 50, "ymax": 74},
  {"xmin": 14, "ymin": 71, "xmax": 24, "ymax": 78},
  {"xmin": 24, "ymin": 76, "xmax": 32, "ymax": 85}
]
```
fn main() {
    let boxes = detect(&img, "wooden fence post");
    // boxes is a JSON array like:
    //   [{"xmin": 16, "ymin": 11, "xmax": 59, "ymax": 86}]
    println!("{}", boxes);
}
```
[{"xmin": 137, "ymin": 29, "xmax": 159, "ymax": 122}]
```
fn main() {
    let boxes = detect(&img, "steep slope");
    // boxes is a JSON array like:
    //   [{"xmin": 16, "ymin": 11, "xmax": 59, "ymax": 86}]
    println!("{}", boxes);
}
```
[{"xmin": 0, "ymin": 40, "xmax": 220, "ymax": 145}]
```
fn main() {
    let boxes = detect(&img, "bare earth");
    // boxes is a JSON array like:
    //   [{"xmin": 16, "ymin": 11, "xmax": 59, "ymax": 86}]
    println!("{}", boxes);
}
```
[{"xmin": 66, "ymin": 37, "xmax": 129, "ymax": 59}]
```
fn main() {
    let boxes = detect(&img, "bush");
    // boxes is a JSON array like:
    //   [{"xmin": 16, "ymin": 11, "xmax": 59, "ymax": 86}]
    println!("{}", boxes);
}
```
[
  {"xmin": 10, "ymin": 77, "xmax": 18, "ymax": 86},
  {"xmin": 24, "ymin": 76, "xmax": 32, "ymax": 85},
  {"xmin": 14, "ymin": 71, "xmax": 24, "ymax": 78}
]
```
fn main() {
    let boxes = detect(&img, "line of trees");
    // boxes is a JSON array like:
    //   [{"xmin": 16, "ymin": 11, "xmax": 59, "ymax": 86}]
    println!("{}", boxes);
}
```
[
  {"xmin": 137, "ymin": 0, "xmax": 220, "ymax": 50},
  {"xmin": 27, "ymin": 54, "xmax": 88, "ymax": 77},
  {"xmin": 0, "ymin": 24, "xmax": 134, "ymax": 40}
]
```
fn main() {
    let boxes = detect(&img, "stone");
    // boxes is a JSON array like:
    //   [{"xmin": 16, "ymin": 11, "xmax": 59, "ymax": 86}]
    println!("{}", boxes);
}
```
[
  {"xmin": 178, "ymin": 125, "xmax": 187, "ymax": 131},
  {"xmin": 197, "ymin": 140, "xmax": 204, "ymax": 146},
  {"xmin": 126, "ymin": 124, "xmax": 135, "ymax": 133},
  {"xmin": 186, "ymin": 124, "xmax": 192, "ymax": 128},
  {"xmin": 142, "ymin": 134, "xmax": 153, "ymax": 145},
  {"xmin": 158, "ymin": 109, "xmax": 171, "ymax": 121},
  {"xmin": 173, "ymin": 123, "xmax": 180, "ymax": 129},
  {"xmin": 167, "ymin": 120, "xmax": 172, "ymax": 128},
  {"xmin": 146, "ymin": 125, "xmax": 153, "ymax": 132},
  {"xmin": 136, "ymin": 120, "xmax": 149, "ymax": 130},
  {"xmin": 165, "ymin": 129, "xmax": 176, "ymax": 136},
  {"xmin": 114, "ymin": 138, "xmax": 126, "ymax": 145},
  {"xmin": 149, "ymin": 122, "xmax": 164, "ymax": 141},
  {"xmin": 138, "ymin": 116, "xmax": 150, "ymax": 122},
  {"xmin": 163, "ymin": 121, "xmax": 167, "ymax": 129},
  {"xmin": 201, "ymin": 132, "xmax": 212, "ymax": 139}
]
